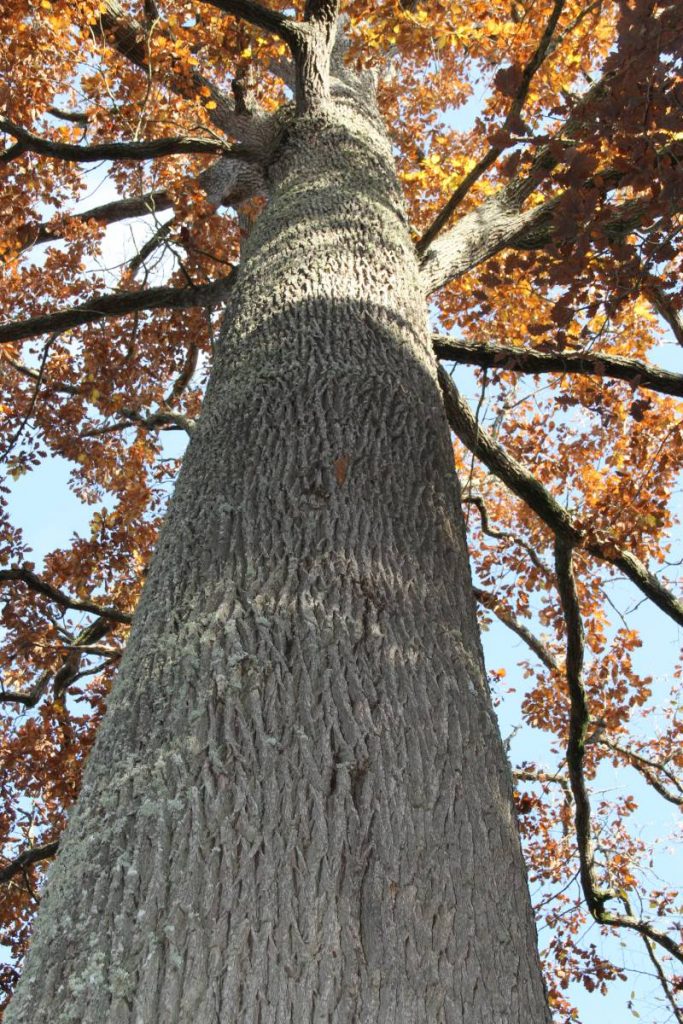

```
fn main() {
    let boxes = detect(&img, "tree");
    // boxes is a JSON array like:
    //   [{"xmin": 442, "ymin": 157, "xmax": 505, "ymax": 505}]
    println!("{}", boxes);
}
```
[{"xmin": 0, "ymin": 0, "xmax": 681, "ymax": 1020}]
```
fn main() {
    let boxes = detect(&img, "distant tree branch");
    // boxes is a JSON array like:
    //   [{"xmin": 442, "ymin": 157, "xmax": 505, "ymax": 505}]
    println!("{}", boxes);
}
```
[
  {"xmin": 473, "ymin": 586, "xmax": 559, "ymax": 671},
  {"xmin": 0, "ymin": 274, "xmax": 235, "ymax": 345},
  {"xmin": 418, "ymin": 0, "xmax": 567, "ymax": 251},
  {"xmin": 0, "ymin": 619, "xmax": 115, "ymax": 707},
  {"xmin": 0, "ymin": 841, "xmax": 60, "ymax": 886},
  {"xmin": 0, "ymin": 117, "xmax": 254, "ymax": 163},
  {"xmin": 597, "ymin": 738, "xmax": 683, "ymax": 806},
  {"xmin": 630, "ymin": 917, "xmax": 683, "ymax": 1024},
  {"xmin": 647, "ymin": 283, "xmax": 683, "ymax": 347},
  {"xmin": 24, "ymin": 189, "xmax": 172, "ymax": 249},
  {"xmin": 434, "ymin": 336, "xmax": 683, "ymax": 399},
  {"xmin": 437, "ymin": 366, "xmax": 683, "ymax": 627},
  {"xmin": 555, "ymin": 542, "xmax": 683, "ymax": 965},
  {"xmin": 82, "ymin": 407, "xmax": 195, "ymax": 438},
  {"xmin": 464, "ymin": 492, "xmax": 550, "ymax": 573},
  {"xmin": 0, "ymin": 567, "xmax": 131, "ymax": 624},
  {"xmin": 46, "ymin": 105, "xmax": 90, "ymax": 125},
  {"xmin": 513, "ymin": 767, "xmax": 573, "ymax": 809}
]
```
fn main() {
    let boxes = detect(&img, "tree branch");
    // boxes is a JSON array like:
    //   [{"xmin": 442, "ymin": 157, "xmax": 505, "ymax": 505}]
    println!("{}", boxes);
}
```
[
  {"xmin": 464, "ymin": 492, "xmax": 550, "ymax": 573},
  {"xmin": 473, "ymin": 585, "xmax": 559, "ymax": 671},
  {"xmin": 82, "ymin": 407, "xmax": 195, "ymax": 438},
  {"xmin": 0, "ymin": 841, "xmax": 60, "ymax": 886},
  {"xmin": 555, "ymin": 542, "xmax": 683, "ymax": 965},
  {"xmin": 198, "ymin": 0, "xmax": 302, "ymax": 48},
  {"xmin": 417, "ymin": 0, "xmax": 567, "ymax": 252},
  {"xmin": 437, "ymin": 366, "xmax": 683, "ymax": 627},
  {"xmin": 0, "ymin": 618, "xmax": 114, "ymax": 707},
  {"xmin": 420, "ymin": 133, "xmax": 682, "ymax": 295},
  {"xmin": 434, "ymin": 336, "xmax": 683, "ymax": 399},
  {"xmin": 0, "ymin": 274, "xmax": 235, "ymax": 346},
  {"xmin": 647, "ymin": 283, "xmax": 683, "ymax": 347},
  {"xmin": 97, "ymin": 0, "xmax": 263, "ymax": 140},
  {"xmin": 1, "ymin": 117, "xmax": 254, "ymax": 164},
  {"xmin": 0, "ymin": 567, "xmax": 131, "ymax": 624},
  {"xmin": 597, "ymin": 738, "xmax": 683, "ymax": 806},
  {"xmin": 513, "ymin": 767, "xmax": 573, "ymax": 809},
  {"xmin": 554, "ymin": 538, "xmax": 609, "ymax": 912},
  {"xmin": 46, "ymin": 106, "xmax": 90, "ymax": 125}
]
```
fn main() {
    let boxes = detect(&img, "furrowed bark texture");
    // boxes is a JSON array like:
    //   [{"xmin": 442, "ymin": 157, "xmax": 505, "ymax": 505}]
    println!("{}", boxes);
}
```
[{"xmin": 7, "ymin": 88, "xmax": 550, "ymax": 1024}]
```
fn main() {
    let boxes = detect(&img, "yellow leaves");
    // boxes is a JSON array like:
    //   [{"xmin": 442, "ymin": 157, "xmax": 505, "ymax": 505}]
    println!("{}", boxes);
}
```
[
  {"xmin": 240, "ymin": 46, "xmax": 252, "ymax": 59},
  {"xmin": 205, "ymin": 100, "xmax": 217, "ymax": 110}
]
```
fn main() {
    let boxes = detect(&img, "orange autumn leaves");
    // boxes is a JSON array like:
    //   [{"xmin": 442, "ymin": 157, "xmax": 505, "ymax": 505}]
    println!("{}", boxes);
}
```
[{"xmin": 1, "ymin": 0, "xmax": 683, "ymax": 1020}]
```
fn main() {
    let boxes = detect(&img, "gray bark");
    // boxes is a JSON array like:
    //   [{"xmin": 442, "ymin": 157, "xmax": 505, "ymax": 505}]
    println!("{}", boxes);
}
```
[{"xmin": 6, "ymin": 79, "xmax": 551, "ymax": 1024}]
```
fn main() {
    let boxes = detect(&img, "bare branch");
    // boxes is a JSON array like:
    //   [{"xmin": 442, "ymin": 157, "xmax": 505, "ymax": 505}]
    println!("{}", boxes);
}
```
[
  {"xmin": 437, "ymin": 367, "xmax": 683, "ymax": 627},
  {"xmin": 0, "ymin": 274, "xmax": 235, "ymax": 346},
  {"xmin": 631, "ymin": 920, "xmax": 683, "ymax": 1024},
  {"xmin": 513, "ymin": 767, "xmax": 573, "ymax": 809},
  {"xmin": 434, "ymin": 336, "xmax": 683, "ymax": 399},
  {"xmin": 0, "ymin": 567, "xmax": 131, "ymax": 624}
]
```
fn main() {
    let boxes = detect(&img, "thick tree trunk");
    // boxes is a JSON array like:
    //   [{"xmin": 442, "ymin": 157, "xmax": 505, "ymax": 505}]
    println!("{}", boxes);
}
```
[{"xmin": 7, "ymin": 87, "xmax": 551, "ymax": 1024}]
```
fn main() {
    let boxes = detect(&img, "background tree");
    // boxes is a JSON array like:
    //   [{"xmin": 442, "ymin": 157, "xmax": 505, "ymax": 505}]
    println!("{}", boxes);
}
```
[{"xmin": 0, "ymin": 0, "xmax": 681, "ymax": 1020}]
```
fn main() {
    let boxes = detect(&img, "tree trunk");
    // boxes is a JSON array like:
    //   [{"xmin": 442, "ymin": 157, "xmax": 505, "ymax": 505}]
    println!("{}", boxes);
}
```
[{"xmin": 7, "ymin": 86, "xmax": 551, "ymax": 1024}]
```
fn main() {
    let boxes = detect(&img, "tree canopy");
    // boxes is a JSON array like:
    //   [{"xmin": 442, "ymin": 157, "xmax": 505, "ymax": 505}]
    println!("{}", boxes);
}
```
[{"xmin": 0, "ymin": 0, "xmax": 681, "ymax": 1020}]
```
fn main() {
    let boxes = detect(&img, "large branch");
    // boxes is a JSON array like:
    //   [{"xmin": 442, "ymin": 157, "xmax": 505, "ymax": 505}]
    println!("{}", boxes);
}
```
[
  {"xmin": 199, "ymin": 0, "xmax": 302, "ymax": 47},
  {"xmin": 437, "ymin": 367, "xmax": 683, "ymax": 627},
  {"xmin": 0, "ymin": 567, "xmax": 131, "ymax": 624},
  {"xmin": 420, "ymin": 195, "xmax": 551, "ymax": 295},
  {"xmin": 0, "ymin": 117, "xmax": 253, "ymax": 164},
  {"xmin": 417, "ymin": 0, "xmax": 567, "ymax": 252},
  {"xmin": 434, "ymin": 336, "xmax": 683, "ymax": 399},
  {"xmin": 420, "ymin": 132, "xmax": 683, "ymax": 295},
  {"xmin": 0, "ymin": 274, "xmax": 234, "ymax": 346}
]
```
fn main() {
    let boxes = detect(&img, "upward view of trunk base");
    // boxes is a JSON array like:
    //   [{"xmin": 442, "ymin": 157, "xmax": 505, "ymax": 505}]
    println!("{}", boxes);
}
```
[{"xmin": 6, "ymin": 82, "xmax": 550, "ymax": 1024}]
